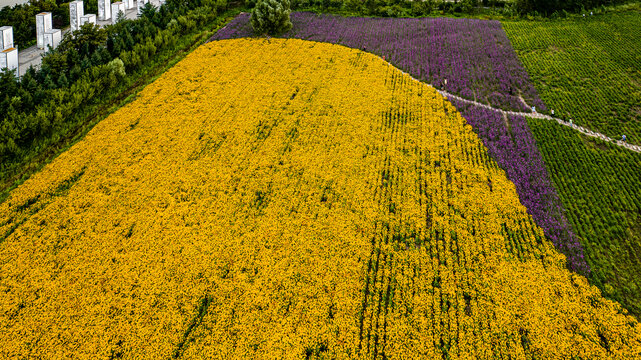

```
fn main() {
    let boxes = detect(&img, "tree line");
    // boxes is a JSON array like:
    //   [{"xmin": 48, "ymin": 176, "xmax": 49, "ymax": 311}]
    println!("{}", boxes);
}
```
[{"xmin": 0, "ymin": 0, "xmax": 229, "ymax": 180}]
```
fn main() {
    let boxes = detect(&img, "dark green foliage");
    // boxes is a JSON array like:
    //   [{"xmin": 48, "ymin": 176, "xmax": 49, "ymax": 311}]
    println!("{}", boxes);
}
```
[
  {"xmin": 528, "ymin": 117, "xmax": 641, "ymax": 318},
  {"xmin": 511, "ymin": 0, "xmax": 632, "ymax": 16},
  {"xmin": 139, "ymin": 1, "xmax": 159, "ymax": 20},
  {"xmin": 250, "ymin": 0, "xmax": 292, "ymax": 35}
]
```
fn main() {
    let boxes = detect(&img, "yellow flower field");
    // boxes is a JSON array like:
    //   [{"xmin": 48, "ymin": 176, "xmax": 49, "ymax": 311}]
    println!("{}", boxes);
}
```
[{"xmin": 0, "ymin": 38, "xmax": 639, "ymax": 358}]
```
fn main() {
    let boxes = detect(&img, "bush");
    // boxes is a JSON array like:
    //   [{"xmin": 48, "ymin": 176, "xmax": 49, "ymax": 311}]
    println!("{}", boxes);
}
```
[
  {"xmin": 250, "ymin": 0, "xmax": 292, "ymax": 35},
  {"xmin": 105, "ymin": 58, "xmax": 126, "ymax": 87}
]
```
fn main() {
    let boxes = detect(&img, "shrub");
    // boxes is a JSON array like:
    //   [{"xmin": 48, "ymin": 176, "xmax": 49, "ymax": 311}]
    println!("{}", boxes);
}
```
[{"xmin": 250, "ymin": 0, "xmax": 292, "ymax": 35}]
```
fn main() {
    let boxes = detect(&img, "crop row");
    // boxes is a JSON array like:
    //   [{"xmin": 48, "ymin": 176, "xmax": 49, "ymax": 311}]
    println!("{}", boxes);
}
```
[
  {"xmin": 504, "ymin": 12, "xmax": 641, "ymax": 144},
  {"xmin": 449, "ymin": 99, "xmax": 589, "ymax": 275},
  {"xmin": 213, "ymin": 12, "xmax": 546, "ymax": 113},
  {"xmin": 213, "ymin": 12, "xmax": 586, "ymax": 276},
  {"xmin": 527, "ymin": 116, "xmax": 641, "ymax": 319},
  {"xmin": 1, "ymin": 38, "xmax": 639, "ymax": 358}
]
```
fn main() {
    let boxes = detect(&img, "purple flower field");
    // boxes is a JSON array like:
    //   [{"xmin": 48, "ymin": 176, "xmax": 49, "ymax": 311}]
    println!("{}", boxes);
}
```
[
  {"xmin": 211, "ymin": 12, "xmax": 588, "ymax": 275},
  {"xmin": 212, "ymin": 12, "xmax": 547, "ymax": 112}
]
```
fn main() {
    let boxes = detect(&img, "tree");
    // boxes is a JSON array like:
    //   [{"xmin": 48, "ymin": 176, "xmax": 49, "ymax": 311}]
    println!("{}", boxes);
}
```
[
  {"xmin": 140, "ymin": 2, "xmax": 159, "ymax": 20},
  {"xmin": 250, "ymin": 0, "xmax": 292, "ymax": 36}
]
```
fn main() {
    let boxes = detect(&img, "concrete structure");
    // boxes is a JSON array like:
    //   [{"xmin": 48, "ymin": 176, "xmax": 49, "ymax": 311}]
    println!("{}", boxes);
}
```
[
  {"xmin": 111, "ymin": 2, "xmax": 125, "ymax": 24},
  {"xmin": 80, "ymin": 14, "xmax": 97, "ymax": 26},
  {"xmin": 98, "ymin": 0, "xmax": 111, "ymax": 21},
  {"xmin": 36, "ymin": 12, "xmax": 53, "ymax": 49},
  {"xmin": 124, "ymin": 0, "xmax": 134, "ymax": 9},
  {"xmin": 0, "ymin": 47, "xmax": 18, "ymax": 75},
  {"xmin": 0, "ymin": 26, "xmax": 13, "ymax": 50},
  {"xmin": 137, "ymin": 0, "xmax": 149, "ymax": 16},
  {"xmin": 17, "ymin": 0, "xmax": 159, "ymax": 76},
  {"xmin": 69, "ymin": 1, "xmax": 84, "ymax": 32},
  {"xmin": 44, "ymin": 29, "xmax": 62, "ymax": 50}
]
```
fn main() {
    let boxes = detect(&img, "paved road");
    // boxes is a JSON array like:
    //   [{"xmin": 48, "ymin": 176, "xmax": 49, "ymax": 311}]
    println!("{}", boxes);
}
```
[
  {"xmin": 0, "ymin": 0, "xmax": 27, "ymax": 9},
  {"xmin": 18, "ymin": 0, "xmax": 161, "ymax": 75}
]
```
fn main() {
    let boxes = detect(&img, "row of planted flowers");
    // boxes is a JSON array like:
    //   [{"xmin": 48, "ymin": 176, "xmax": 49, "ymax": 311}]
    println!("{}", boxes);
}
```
[
  {"xmin": 0, "ymin": 39, "xmax": 638, "ymax": 358},
  {"xmin": 212, "ymin": 12, "xmax": 588, "ymax": 276}
]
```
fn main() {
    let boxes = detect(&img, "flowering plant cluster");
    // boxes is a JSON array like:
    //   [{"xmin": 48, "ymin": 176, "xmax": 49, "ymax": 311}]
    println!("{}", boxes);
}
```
[
  {"xmin": 451, "ymin": 100, "xmax": 589, "ymax": 275},
  {"xmin": 212, "ymin": 12, "xmax": 547, "ymax": 112},
  {"xmin": 213, "ymin": 12, "xmax": 588, "ymax": 276},
  {"xmin": 0, "ymin": 39, "xmax": 638, "ymax": 358},
  {"xmin": 504, "ymin": 13, "xmax": 641, "ymax": 144},
  {"xmin": 527, "ymin": 117, "xmax": 641, "ymax": 318}
]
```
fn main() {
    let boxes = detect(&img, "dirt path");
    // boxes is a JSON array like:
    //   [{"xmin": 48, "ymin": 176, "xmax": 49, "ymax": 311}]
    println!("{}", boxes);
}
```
[
  {"xmin": 363, "ymin": 55, "xmax": 641, "ymax": 153},
  {"xmin": 439, "ymin": 90, "xmax": 641, "ymax": 153}
]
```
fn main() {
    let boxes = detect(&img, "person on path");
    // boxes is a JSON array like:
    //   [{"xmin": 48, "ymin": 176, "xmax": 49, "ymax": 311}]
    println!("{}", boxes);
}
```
[{"xmin": 622, "ymin": 134, "xmax": 627, "ymax": 142}]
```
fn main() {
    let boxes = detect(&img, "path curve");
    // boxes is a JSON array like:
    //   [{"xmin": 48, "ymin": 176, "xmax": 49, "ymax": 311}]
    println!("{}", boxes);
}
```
[
  {"xmin": 369, "ymin": 54, "xmax": 641, "ymax": 153},
  {"xmin": 222, "ymin": 33, "xmax": 640, "ymax": 153},
  {"xmin": 438, "ymin": 90, "xmax": 641, "ymax": 153}
]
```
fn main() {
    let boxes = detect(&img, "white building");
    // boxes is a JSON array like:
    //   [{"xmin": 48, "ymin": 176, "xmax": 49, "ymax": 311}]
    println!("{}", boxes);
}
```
[
  {"xmin": 36, "ymin": 12, "xmax": 53, "ymax": 49},
  {"xmin": 98, "ymin": 0, "xmax": 112, "ymax": 21},
  {"xmin": 80, "ymin": 14, "xmax": 97, "ymax": 26},
  {"xmin": 137, "ymin": 0, "xmax": 149, "ymax": 16},
  {"xmin": 0, "ymin": 26, "xmax": 13, "ymax": 50},
  {"xmin": 69, "ymin": 1, "xmax": 84, "ymax": 32},
  {"xmin": 124, "ymin": 0, "xmax": 134, "ymax": 9},
  {"xmin": 111, "ymin": 2, "xmax": 125, "ymax": 24},
  {"xmin": 44, "ymin": 29, "xmax": 62, "ymax": 50},
  {"xmin": 0, "ymin": 47, "xmax": 18, "ymax": 75}
]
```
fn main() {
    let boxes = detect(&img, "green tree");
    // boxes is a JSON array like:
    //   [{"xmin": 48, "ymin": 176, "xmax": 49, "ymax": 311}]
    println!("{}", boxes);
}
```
[{"xmin": 250, "ymin": 0, "xmax": 292, "ymax": 35}]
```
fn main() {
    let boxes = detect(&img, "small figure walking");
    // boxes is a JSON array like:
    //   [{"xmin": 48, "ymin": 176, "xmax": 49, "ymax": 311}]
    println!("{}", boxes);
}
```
[
  {"xmin": 569, "ymin": 119, "xmax": 573, "ymax": 126},
  {"xmin": 622, "ymin": 134, "xmax": 627, "ymax": 142},
  {"xmin": 532, "ymin": 106, "xmax": 536, "ymax": 113},
  {"xmin": 551, "ymin": 109, "xmax": 555, "ymax": 116}
]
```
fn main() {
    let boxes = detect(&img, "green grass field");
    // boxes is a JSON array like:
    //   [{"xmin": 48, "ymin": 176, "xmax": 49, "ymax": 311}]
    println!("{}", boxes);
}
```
[
  {"xmin": 504, "ymin": 10, "xmax": 641, "ymax": 144},
  {"xmin": 528, "ymin": 116, "xmax": 641, "ymax": 318},
  {"xmin": 504, "ymin": 9, "xmax": 641, "ymax": 318}
]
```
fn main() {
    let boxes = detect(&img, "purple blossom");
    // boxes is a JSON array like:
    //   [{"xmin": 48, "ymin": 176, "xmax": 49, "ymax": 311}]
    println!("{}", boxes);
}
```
[{"xmin": 450, "ymin": 100, "xmax": 589, "ymax": 275}]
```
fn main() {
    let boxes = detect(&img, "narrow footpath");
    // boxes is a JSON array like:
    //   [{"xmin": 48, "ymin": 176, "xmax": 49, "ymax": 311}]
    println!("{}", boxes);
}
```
[
  {"xmin": 370, "ymin": 54, "xmax": 641, "ymax": 153},
  {"xmin": 437, "ymin": 89, "xmax": 641, "ymax": 153},
  {"xmin": 17, "ymin": 19, "xmax": 638, "ymax": 154}
]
